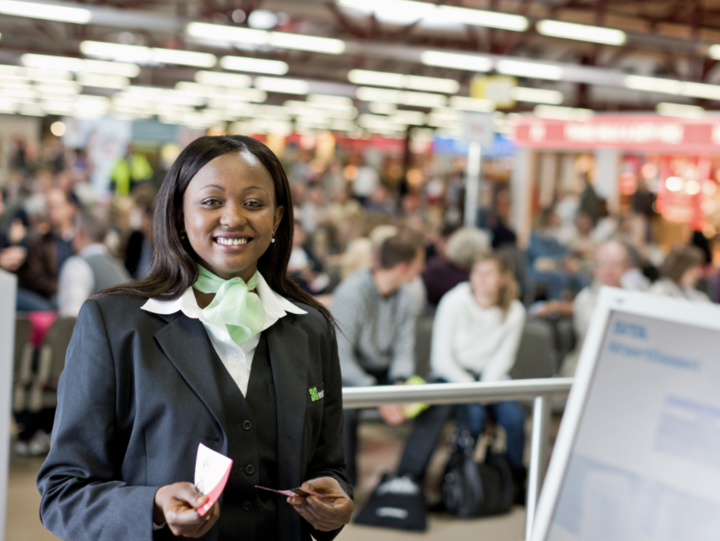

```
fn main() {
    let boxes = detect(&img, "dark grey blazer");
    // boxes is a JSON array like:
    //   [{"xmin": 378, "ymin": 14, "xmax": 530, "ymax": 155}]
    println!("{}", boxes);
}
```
[{"xmin": 37, "ymin": 294, "xmax": 351, "ymax": 541}]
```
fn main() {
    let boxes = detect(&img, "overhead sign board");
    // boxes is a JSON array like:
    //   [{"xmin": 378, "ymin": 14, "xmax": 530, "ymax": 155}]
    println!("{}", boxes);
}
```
[{"xmin": 512, "ymin": 114, "xmax": 720, "ymax": 153}]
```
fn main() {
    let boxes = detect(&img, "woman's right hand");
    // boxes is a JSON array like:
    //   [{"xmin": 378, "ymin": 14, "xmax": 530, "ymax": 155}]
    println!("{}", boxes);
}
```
[{"xmin": 153, "ymin": 482, "xmax": 220, "ymax": 537}]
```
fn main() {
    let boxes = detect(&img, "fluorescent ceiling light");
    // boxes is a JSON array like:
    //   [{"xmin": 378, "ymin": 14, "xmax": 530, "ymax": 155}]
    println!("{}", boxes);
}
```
[
  {"xmin": 36, "ymin": 83, "xmax": 80, "ymax": 94},
  {"xmin": 534, "ymin": 105, "xmax": 594, "ymax": 121},
  {"xmin": 512, "ymin": 87, "xmax": 564, "ymax": 104},
  {"xmin": 81, "ymin": 41, "xmax": 216, "ymax": 68},
  {"xmin": 656, "ymin": 102, "xmax": 705, "ymax": 119},
  {"xmin": 23, "ymin": 68, "xmax": 72, "ymax": 81},
  {"xmin": 497, "ymin": 60, "xmax": 563, "ymax": 80},
  {"xmin": 391, "ymin": 110, "xmax": 426, "ymax": 125},
  {"xmin": 187, "ymin": 23, "xmax": 268, "ymax": 44},
  {"xmin": 680, "ymin": 82, "xmax": 720, "ymax": 101},
  {"xmin": 348, "ymin": 69, "xmax": 458, "ymax": 93},
  {"xmin": 195, "ymin": 71, "xmax": 251, "ymax": 88},
  {"xmin": 707, "ymin": 45, "xmax": 720, "ymax": 60},
  {"xmin": 624, "ymin": 75, "xmax": 682, "ymax": 95},
  {"xmin": 187, "ymin": 23, "xmax": 345, "ymax": 55},
  {"xmin": 369, "ymin": 101, "xmax": 396, "ymax": 114},
  {"xmin": 175, "ymin": 82, "xmax": 266, "ymax": 102},
  {"xmin": 221, "ymin": 56, "xmax": 289, "ymax": 75},
  {"xmin": 437, "ymin": 6, "xmax": 528, "ymax": 31},
  {"xmin": 254, "ymin": 76, "xmax": 309, "ymax": 94},
  {"xmin": 536, "ymin": 20, "xmax": 626, "ymax": 46},
  {"xmin": 421, "ymin": 51, "xmax": 492, "ymax": 73},
  {"xmin": 624, "ymin": 75, "xmax": 720, "ymax": 101},
  {"xmin": 356, "ymin": 86, "xmax": 447, "ymax": 107},
  {"xmin": 0, "ymin": 0, "xmax": 91, "ymax": 23},
  {"xmin": 358, "ymin": 113, "xmax": 405, "ymax": 131},
  {"xmin": 269, "ymin": 33, "xmax": 345, "ymax": 54},
  {"xmin": 449, "ymin": 96, "xmax": 495, "ymax": 112},
  {"xmin": 307, "ymin": 94, "xmax": 354, "ymax": 107},
  {"xmin": 336, "ymin": 0, "xmax": 527, "ymax": 31},
  {"xmin": 21, "ymin": 54, "xmax": 140, "ymax": 77},
  {"xmin": 77, "ymin": 74, "xmax": 129, "ymax": 89}
]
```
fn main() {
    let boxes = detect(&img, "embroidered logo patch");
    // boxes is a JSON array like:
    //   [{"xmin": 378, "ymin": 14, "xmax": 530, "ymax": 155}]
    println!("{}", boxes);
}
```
[{"xmin": 308, "ymin": 386, "xmax": 324, "ymax": 402}]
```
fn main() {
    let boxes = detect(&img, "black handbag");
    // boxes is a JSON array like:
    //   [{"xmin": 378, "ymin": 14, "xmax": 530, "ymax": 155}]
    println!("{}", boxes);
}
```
[
  {"xmin": 353, "ymin": 473, "xmax": 427, "ymax": 531},
  {"xmin": 441, "ymin": 427, "xmax": 514, "ymax": 518}
]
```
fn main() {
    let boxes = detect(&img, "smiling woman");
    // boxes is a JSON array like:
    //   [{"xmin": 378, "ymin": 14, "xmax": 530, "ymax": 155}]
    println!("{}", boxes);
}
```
[{"xmin": 36, "ymin": 135, "xmax": 353, "ymax": 541}]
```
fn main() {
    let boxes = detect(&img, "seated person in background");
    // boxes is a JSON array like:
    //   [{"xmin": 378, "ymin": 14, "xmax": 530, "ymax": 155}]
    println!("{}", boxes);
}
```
[
  {"xmin": 124, "ymin": 198, "xmax": 154, "ymax": 280},
  {"xmin": 389, "ymin": 253, "xmax": 527, "ymax": 500},
  {"xmin": 561, "ymin": 240, "xmax": 649, "ymax": 377},
  {"xmin": 56, "ymin": 207, "xmax": 130, "ymax": 318},
  {"xmin": 527, "ymin": 208, "xmax": 585, "ymax": 300},
  {"xmin": 422, "ymin": 226, "xmax": 490, "ymax": 307},
  {"xmin": 17, "ymin": 187, "xmax": 76, "ymax": 303},
  {"xmin": 331, "ymin": 233, "xmax": 425, "ymax": 485},
  {"xmin": 288, "ymin": 219, "xmax": 329, "ymax": 294},
  {"xmin": 650, "ymin": 245, "xmax": 710, "ymax": 303}
]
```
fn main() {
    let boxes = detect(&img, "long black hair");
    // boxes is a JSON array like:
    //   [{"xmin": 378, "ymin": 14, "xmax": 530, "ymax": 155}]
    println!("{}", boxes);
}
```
[{"xmin": 100, "ymin": 135, "xmax": 334, "ymax": 326}]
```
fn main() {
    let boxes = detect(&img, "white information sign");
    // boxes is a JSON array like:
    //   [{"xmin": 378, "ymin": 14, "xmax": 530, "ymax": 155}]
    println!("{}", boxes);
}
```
[
  {"xmin": 461, "ymin": 112, "xmax": 495, "ymax": 145},
  {"xmin": 531, "ymin": 288, "xmax": 720, "ymax": 541}
]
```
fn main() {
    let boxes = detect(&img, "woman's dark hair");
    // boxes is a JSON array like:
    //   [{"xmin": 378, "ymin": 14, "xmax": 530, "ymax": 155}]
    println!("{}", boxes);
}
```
[
  {"xmin": 100, "ymin": 135, "xmax": 334, "ymax": 326},
  {"xmin": 659, "ymin": 245, "xmax": 704, "ymax": 286}
]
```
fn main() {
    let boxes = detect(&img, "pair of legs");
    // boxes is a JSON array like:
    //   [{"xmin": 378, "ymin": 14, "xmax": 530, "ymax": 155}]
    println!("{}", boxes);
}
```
[{"xmin": 395, "ymin": 401, "xmax": 526, "ymax": 481}]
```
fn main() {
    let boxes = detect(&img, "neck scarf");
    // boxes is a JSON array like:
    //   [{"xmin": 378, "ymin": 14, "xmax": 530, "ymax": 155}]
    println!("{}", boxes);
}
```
[{"xmin": 193, "ymin": 265, "xmax": 266, "ymax": 346}]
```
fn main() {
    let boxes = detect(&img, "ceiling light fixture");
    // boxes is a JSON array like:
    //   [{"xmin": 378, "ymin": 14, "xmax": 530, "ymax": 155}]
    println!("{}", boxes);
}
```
[
  {"xmin": 624, "ymin": 75, "xmax": 720, "ymax": 101},
  {"xmin": 656, "ymin": 102, "xmax": 705, "ymax": 119},
  {"xmin": 77, "ymin": 74, "xmax": 130, "ymax": 89},
  {"xmin": 336, "ymin": 0, "xmax": 528, "ymax": 31},
  {"xmin": 195, "ymin": 71, "xmax": 251, "ymax": 88},
  {"xmin": 0, "ymin": 0, "xmax": 91, "ymax": 23},
  {"xmin": 187, "ymin": 23, "xmax": 346, "ymax": 55},
  {"xmin": 448, "ymin": 96, "xmax": 495, "ymax": 112},
  {"xmin": 21, "ymin": 54, "xmax": 140, "ymax": 77},
  {"xmin": 356, "ymin": 86, "xmax": 447, "ymax": 107},
  {"xmin": 497, "ymin": 59, "xmax": 564, "ymax": 80},
  {"xmin": 220, "ymin": 56, "xmax": 289, "ymax": 75},
  {"xmin": 80, "ymin": 41, "xmax": 216, "ymax": 68},
  {"xmin": 536, "ymin": 20, "xmax": 627, "ymax": 46},
  {"xmin": 348, "ymin": 69, "xmax": 459, "ymax": 93},
  {"xmin": 254, "ymin": 76, "xmax": 310, "ymax": 94},
  {"xmin": 420, "ymin": 51, "xmax": 492, "ymax": 73},
  {"xmin": 511, "ymin": 87, "xmax": 564, "ymax": 104},
  {"xmin": 534, "ymin": 105, "xmax": 594, "ymax": 121}
]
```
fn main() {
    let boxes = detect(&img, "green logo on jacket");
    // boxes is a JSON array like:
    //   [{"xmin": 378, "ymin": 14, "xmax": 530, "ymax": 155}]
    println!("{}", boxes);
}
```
[{"xmin": 309, "ymin": 387, "xmax": 323, "ymax": 402}]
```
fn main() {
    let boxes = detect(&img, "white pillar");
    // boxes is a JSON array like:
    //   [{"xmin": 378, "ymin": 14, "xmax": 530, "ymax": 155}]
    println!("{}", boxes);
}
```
[
  {"xmin": 511, "ymin": 147, "xmax": 535, "ymax": 248},
  {"xmin": 0, "ymin": 270, "xmax": 17, "ymax": 540},
  {"xmin": 593, "ymin": 148, "xmax": 620, "ymax": 214}
]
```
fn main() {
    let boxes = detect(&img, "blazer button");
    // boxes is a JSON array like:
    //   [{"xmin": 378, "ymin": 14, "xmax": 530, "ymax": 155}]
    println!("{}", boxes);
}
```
[
  {"xmin": 243, "ymin": 501, "xmax": 252, "ymax": 512},
  {"xmin": 245, "ymin": 464, "xmax": 256, "ymax": 475},
  {"xmin": 242, "ymin": 420, "xmax": 252, "ymax": 431}
]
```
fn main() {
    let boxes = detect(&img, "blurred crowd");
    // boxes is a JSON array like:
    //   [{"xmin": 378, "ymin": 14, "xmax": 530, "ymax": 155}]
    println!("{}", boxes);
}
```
[{"xmin": 3, "ymin": 134, "xmax": 718, "ymax": 501}]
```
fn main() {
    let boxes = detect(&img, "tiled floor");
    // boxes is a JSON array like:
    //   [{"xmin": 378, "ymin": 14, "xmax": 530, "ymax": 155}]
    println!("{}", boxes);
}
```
[{"xmin": 6, "ymin": 422, "xmax": 527, "ymax": 541}]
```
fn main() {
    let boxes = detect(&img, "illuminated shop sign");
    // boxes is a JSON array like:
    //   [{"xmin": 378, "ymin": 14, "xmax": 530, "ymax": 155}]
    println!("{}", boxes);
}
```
[{"xmin": 513, "ymin": 115, "xmax": 720, "ymax": 153}]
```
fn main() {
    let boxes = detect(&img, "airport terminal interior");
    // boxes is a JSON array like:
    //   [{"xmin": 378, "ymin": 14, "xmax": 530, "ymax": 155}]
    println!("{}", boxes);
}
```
[{"xmin": 3, "ymin": 0, "xmax": 720, "ymax": 539}]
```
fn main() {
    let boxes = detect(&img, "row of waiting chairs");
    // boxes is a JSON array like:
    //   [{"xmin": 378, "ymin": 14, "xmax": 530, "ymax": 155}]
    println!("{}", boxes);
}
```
[{"xmin": 13, "ymin": 315, "xmax": 76, "ymax": 414}]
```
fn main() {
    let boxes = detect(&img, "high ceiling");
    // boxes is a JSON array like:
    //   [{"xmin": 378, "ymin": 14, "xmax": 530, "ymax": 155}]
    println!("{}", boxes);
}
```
[{"xmin": 2, "ymin": 0, "xmax": 720, "ymax": 132}]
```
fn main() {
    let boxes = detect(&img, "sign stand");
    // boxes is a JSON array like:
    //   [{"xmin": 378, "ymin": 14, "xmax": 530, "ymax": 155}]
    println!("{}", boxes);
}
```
[
  {"xmin": 0, "ymin": 270, "xmax": 17, "ymax": 540},
  {"xmin": 461, "ymin": 112, "xmax": 495, "ymax": 228}
]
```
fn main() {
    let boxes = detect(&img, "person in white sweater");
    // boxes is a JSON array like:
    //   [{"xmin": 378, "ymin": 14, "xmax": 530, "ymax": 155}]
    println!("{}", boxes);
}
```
[{"xmin": 388, "ymin": 253, "xmax": 528, "ymax": 502}]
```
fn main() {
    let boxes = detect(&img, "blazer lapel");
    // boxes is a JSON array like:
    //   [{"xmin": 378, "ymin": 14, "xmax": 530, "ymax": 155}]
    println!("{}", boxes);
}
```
[
  {"xmin": 154, "ymin": 313, "xmax": 228, "ymax": 431},
  {"xmin": 265, "ymin": 315, "xmax": 308, "ymax": 489}
]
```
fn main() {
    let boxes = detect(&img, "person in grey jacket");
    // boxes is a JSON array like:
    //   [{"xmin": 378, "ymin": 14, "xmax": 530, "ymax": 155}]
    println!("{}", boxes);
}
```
[
  {"xmin": 331, "ymin": 233, "xmax": 425, "ymax": 485},
  {"xmin": 37, "ymin": 135, "xmax": 353, "ymax": 541}
]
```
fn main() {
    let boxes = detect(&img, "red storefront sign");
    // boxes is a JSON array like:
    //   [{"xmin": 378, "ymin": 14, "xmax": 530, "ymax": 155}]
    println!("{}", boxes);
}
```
[{"xmin": 512, "ymin": 115, "xmax": 720, "ymax": 153}]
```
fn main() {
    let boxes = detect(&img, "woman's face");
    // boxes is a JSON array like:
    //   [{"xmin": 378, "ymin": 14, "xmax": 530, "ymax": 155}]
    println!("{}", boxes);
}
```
[
  {"xmin": 470, "ymin": 260, "xmax": 504, "ymax": 300},
  {"xmin": 182, "ymin": 151, "xmax": 284, "ymax": 281}
]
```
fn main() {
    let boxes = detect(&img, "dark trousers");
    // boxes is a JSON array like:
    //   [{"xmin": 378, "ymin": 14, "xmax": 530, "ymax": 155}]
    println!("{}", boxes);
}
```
[{"xmin": 396, "ymin": 401, "xmax": 526, "ymax": 481}]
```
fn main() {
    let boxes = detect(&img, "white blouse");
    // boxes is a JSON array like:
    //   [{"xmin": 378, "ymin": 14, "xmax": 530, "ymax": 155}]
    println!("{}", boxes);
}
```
[
  {"xmin": 141, "ymin": 272, "xmax": 306, "ymax": 395},
  {"xmin": 430, "ymin": 282, "xmax": 526, "ymax": 383}
]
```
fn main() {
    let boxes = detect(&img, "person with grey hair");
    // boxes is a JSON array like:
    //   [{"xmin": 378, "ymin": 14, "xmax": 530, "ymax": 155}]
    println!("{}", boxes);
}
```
[
  {"xmin": 422, "ymin": 226, "xmax": 491, "ymax": 306},
  {"xmin": 560, "ymin": 240, "xmax": 649, "ymax": 377},
  {"xmin": 56, "ymin": 206, "xmax": 131, "ymax": 317}
]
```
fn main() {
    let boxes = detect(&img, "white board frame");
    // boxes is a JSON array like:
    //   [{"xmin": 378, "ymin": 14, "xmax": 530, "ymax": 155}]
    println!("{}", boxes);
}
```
[
  {"xmin": 0, "ymin": 270, "xmax": 17, "ymax": 540},
  {"xmin": 529, "ymin": 286, "xmax": 720, "ymax": 541}
]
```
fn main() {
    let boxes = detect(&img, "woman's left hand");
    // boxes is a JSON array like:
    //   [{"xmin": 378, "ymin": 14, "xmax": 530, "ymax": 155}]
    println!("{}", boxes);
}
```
[{"xmin": 287, "ymin": 477, "xmax": 354, "ymax": 532}]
